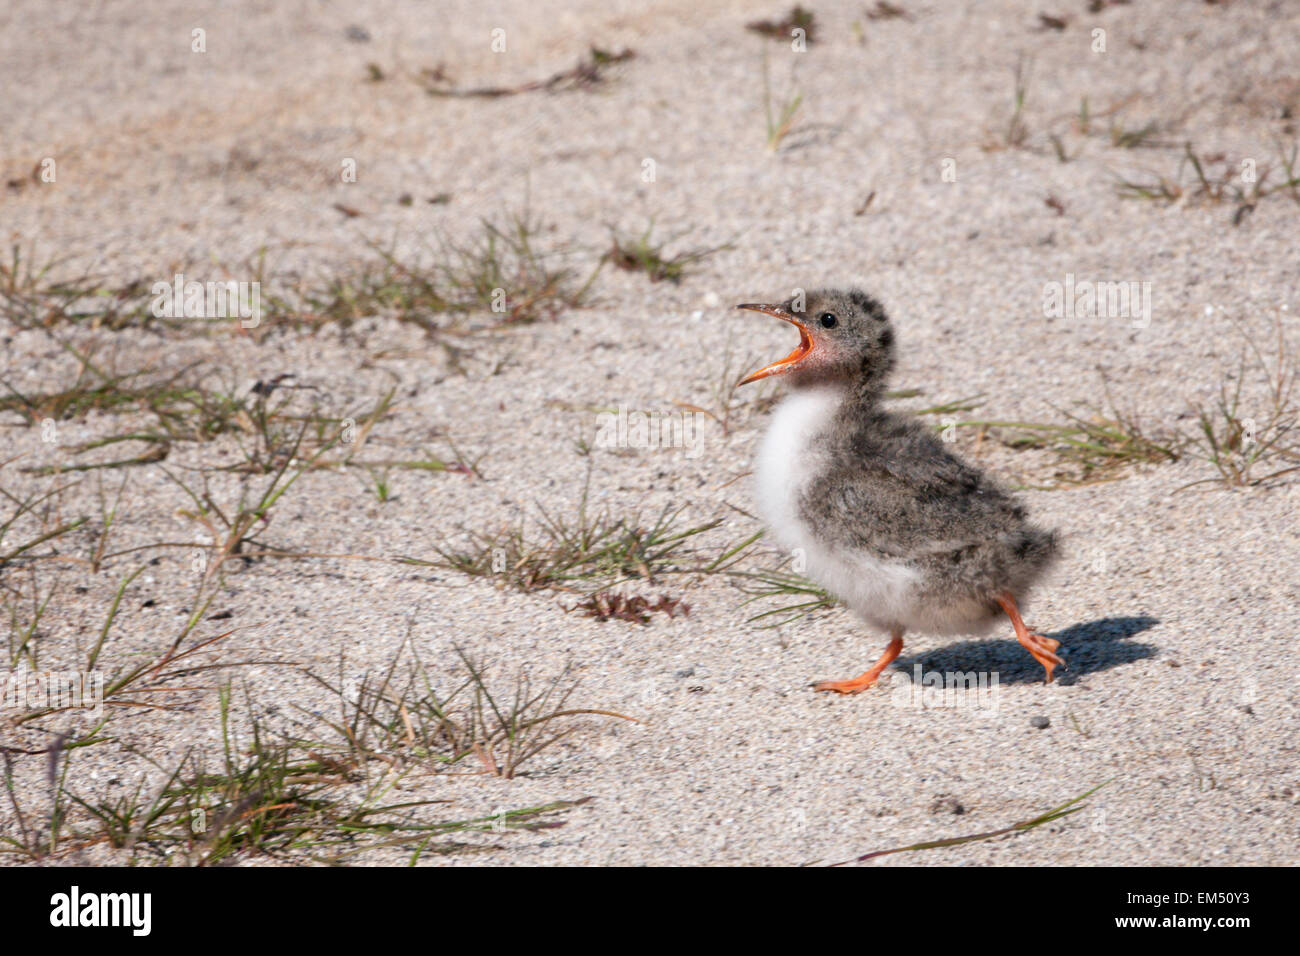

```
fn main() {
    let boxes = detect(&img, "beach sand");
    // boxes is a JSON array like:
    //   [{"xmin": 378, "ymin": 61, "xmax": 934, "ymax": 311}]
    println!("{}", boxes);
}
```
[{"xmin": 1, "ymin": 0, "xmax": 1297, "ymax": 865}]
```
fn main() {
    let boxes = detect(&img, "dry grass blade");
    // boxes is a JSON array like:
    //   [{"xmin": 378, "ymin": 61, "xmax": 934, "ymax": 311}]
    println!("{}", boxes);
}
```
[
  {"xmin": 983, "ymin": 55, "xmax": 1033, "ymax": 151},
  {"xmin": 0, "ymin": 466, "xmax": 89, "ymax": 570},
  {"xmin": 761, "ymin": 47, "xmax": 804, "ymax": 151},
  {"xmin": 421, "ymin": 46, "xmax": 634, "ymax": 97},
  {"xmin": 829, "ymin": 781, "xmax": 1111, "ymax": 865},
  {"xmin": 734, "ymin": 565, "xmax": 837, "ymax": 628}
]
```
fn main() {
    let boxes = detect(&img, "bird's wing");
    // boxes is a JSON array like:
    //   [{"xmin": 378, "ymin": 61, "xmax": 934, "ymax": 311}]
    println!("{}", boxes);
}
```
[{"xmin": 802, "ymin": 423, "xmax": 1027, "ymax": 560}]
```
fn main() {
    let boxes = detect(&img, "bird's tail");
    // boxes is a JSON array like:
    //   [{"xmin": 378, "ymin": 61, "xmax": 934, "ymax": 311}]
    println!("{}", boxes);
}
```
[{"xmin": 1009, "ymin": 526, "xmax": 1060, "ymax": 590}]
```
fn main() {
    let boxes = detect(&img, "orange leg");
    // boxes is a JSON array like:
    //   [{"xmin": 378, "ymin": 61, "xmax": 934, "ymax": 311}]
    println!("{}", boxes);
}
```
[
  {"xmin": 814, "ymin": 631, "xmax": 904, "ymax": 695},
  {"xmin": 994, "ymin": 592, "xmax": 1062, "ymax": 682}
]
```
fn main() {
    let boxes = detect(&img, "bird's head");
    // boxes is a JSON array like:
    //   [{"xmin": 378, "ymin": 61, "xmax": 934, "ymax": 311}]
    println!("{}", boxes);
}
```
[{"xmin": 736, "ymin": 288, "xmax": 895, "ymax": 394}]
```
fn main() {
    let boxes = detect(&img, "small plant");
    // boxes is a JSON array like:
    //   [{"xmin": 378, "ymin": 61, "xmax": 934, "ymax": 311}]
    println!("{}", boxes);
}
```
[
  {"xmin": 1114, "ymin": 141, "xmax": 1300, "ymax": 217},
  {"xmin": 3, "ymin": 570, "xmax": 57, "ymax": 665},
  {"xmin": 0, "ymin": 744, "xmax": 73, "ymax": 861},
  {"xmin": 421, "ymin": 503, "xmax": 722, "ymax": 593},
  {"xmin": 0, "ymin": 473, "xmax": 89, "ymax": 574},
  {"xmin": 673, "ymin": 331, "xmax": 780, "ymax": 437},
  {"xmin": 435, "ymin": 210, "xmax": 601, "ymax": 323},
  {"xmin": 983, "ymin": 56, "xmax": 1033, "ymax": 150},
  {"xmin": 941, "ymin": 387, "xmax": 1181, "ymax": 487},
  {"xmin": 0, "ymin": 583, "xmax": 593, "ymax": 864},
  {"xmin": 364, "ymin": 466, "xmax": 393, "ymax": 502},
  {"xmin": 1, "ymin": 354, "xmax": 198, "ymax": 427},
  {"xmin": 165, "ymin": 419, "xmax": 345, "ymax": 584},
  {"xmin": 2, "ymin": 209, "xmax": 599, "ymax": 334},
  {"xmin": 285, "ymin": 210, "xmax": 599, "ymax": 329},
  {"xmin": 413, "ymin": 470, "xmax": 725, "ymax": 593},
  {"xmin": 1107, "ymin": 117, "xmax": 1172, "ymax": 150},
  {"xmin": 0, "ymin": 245, "xmax": 154, "ymax": 331},
  {"xmin": 299, "ymin": 641, "xmax": 635, "ymax": 780},
  {"xmin": 993, "ymin": 412, "xmax": 1179, "ymax": 486},
  {"xmin": 714, "ymin": 529, "xmax": 838, "ymax": 629},
  {"xmin": 761, "ymin": 48, "xmax": 804, "ymax": 151},
  {"xmin": 605, "ymin": 225, "xmax": 730, "ymax": 284},
  {"xmin": 1180, "ymin": 317, "xmax": 1299, "ymax": 490},
  {"xmin": 8, "ymin": 591, "xmax": 233, "ymax": 742},
  {"xmin": 1004, "ymin": 55, "xmax": 1032, "ymax": 149},
  {"xmin": 18, "ymin": 683, "xmax": 583, "ymax": 864},
  {"xmin": 905, "ymin": 391, "xmax": 986, "ymax": 418}
]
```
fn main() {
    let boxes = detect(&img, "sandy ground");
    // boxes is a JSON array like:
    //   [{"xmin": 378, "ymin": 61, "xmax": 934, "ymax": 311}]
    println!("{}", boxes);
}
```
[{"xmin": 2, "ymin": 0, "xmax": 1298, "ymax": 865}]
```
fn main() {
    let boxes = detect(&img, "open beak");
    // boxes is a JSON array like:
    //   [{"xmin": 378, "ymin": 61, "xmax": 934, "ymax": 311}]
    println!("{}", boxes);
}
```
[{"xmin": 736, "ymin": 303, "xmax": 813, "ymax": 385}]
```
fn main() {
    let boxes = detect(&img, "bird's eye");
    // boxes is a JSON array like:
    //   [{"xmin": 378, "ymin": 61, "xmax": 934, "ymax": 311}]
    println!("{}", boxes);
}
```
[{"xmin": 819, "ymin": 313, "xmax": 837, "ymax": 329}]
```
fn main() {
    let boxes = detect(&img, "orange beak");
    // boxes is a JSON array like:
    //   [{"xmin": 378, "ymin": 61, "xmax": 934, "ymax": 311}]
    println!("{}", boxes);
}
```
[{"xmin": 736, "ymin": 303, "xmax": 813, "ymax": 385}]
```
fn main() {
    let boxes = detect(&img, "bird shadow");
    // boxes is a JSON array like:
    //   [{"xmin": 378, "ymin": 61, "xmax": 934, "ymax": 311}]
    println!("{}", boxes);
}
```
[{"xmin": 893, "ymin": 615, "xmax": 1160, "ymax": 685}]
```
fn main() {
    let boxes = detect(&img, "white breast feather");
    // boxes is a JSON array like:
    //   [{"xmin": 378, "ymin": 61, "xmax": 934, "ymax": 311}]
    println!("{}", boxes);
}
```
[{"xmin": 756, "ymin": 385, "xmax": 923, "ymax": 633}]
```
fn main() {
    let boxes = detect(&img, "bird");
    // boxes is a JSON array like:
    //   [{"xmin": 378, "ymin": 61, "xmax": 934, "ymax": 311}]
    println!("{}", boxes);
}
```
[{"xmin": 736, "ymin": 288, "xmax": 1062, "ymax": 693}]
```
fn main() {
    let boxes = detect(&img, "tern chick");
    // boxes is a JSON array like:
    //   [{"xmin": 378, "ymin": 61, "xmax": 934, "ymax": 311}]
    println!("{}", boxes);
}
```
[{"xmin": 738, "ymin": 289, "xmax": 1062, "ymax": 693}]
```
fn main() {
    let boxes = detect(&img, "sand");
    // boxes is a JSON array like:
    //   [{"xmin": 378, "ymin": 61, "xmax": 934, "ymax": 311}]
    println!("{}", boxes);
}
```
[{"xmin": 1, "ymin": 0, "xmax": 1297, "ymax": 865}]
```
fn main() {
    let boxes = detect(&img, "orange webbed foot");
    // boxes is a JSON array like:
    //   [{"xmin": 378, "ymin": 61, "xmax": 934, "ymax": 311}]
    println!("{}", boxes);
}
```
[
  {"xmin": 1022, "ymin": 635, "xmax": 1064, "ymax": 683},
  {"xmin": 1029, "ymin": 632, "xmax": 1061, "ymax": 652},
  {"xmin": 994, "ymin": 593, "xmax": 1064, "ymax": 684},
  {"xmin": 813, "ymin": 674, "xmax": 883, "ymax": 695},
  {"xmin": 812, "ymin": 632, "xmax": 904, "ymax": 696}
]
